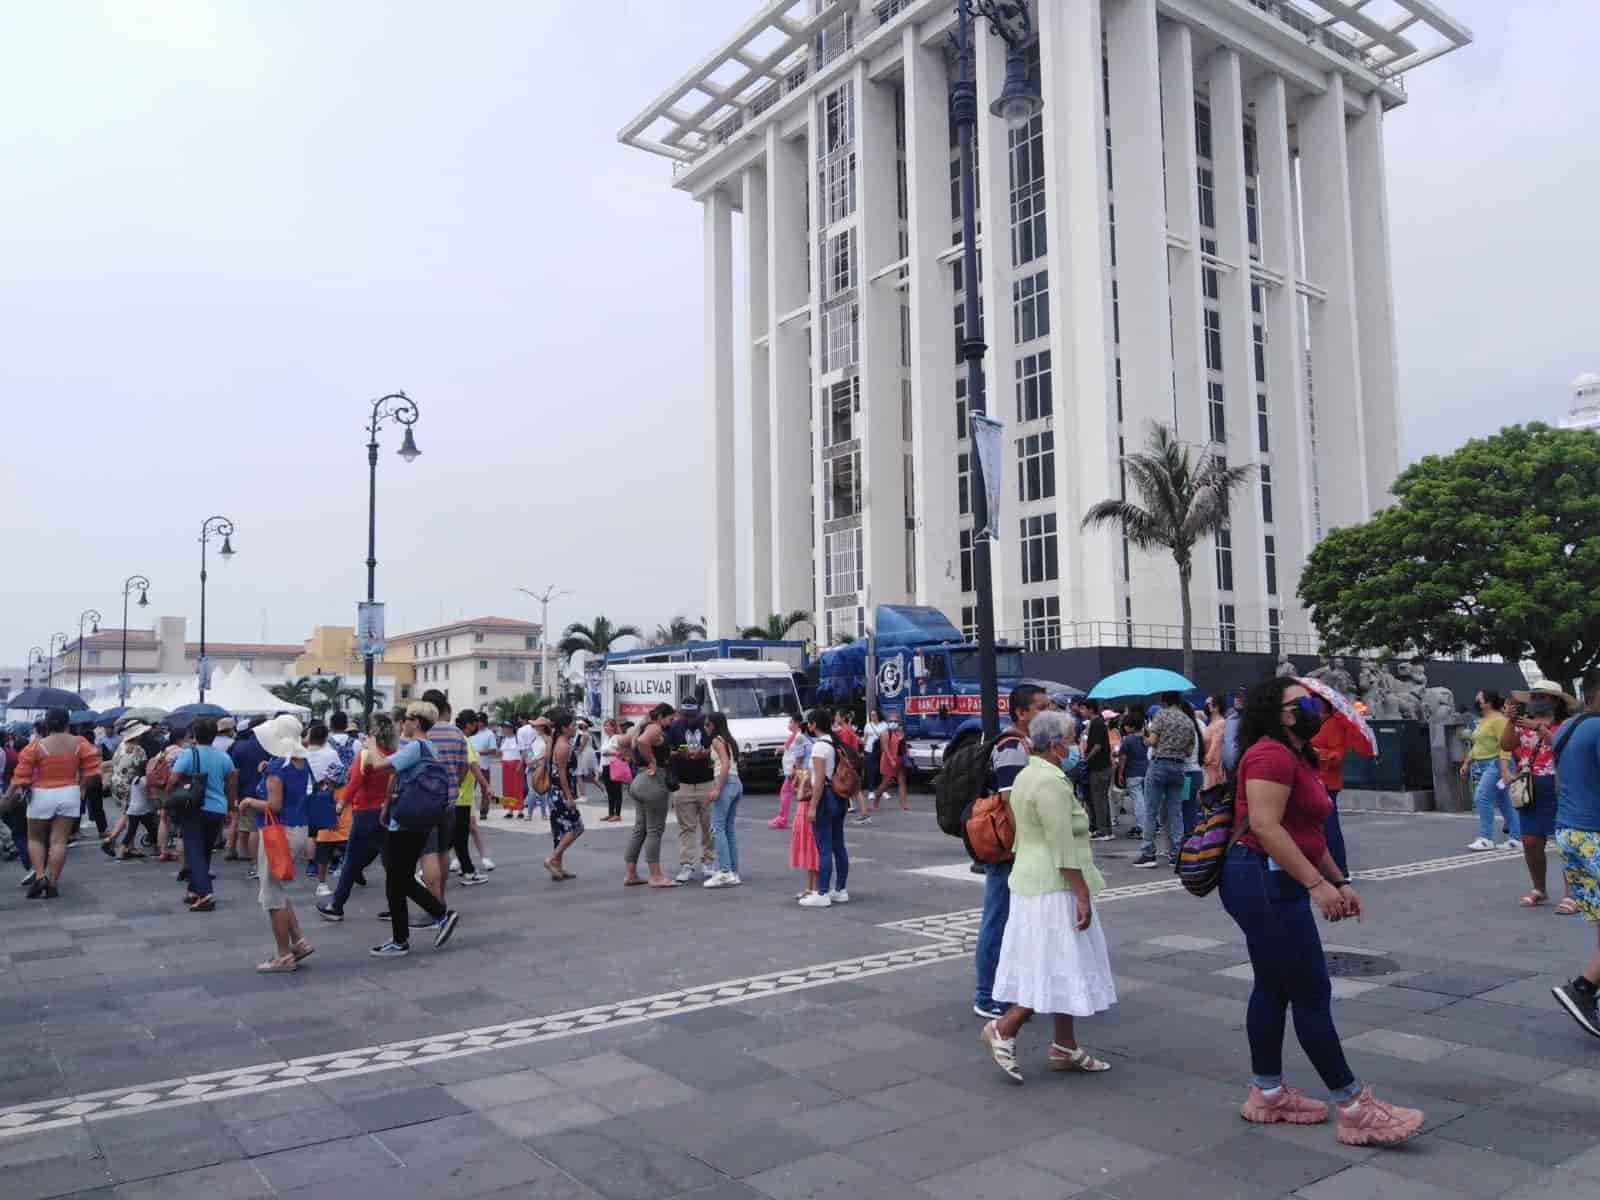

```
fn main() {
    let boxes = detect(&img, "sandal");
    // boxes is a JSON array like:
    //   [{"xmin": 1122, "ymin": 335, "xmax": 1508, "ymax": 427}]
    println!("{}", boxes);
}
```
[
  {"xmin": 188, "ymin": 895, "xmax": 215, "ymax": 912},
  {"xmin": 1555, "ymin": 897, "xmax": 1580, "ymax": 916},
  {"xmin": 1520, "ymin": 890, "xmax": 1548, "ymax": 907},
  {"xmin": 542, "ymin": 858, "xmax": 562, "ymax": 881},
  {"xmin": 980, "ymin": 1021, "xmax": 1023, "ymax": 1084},
  {"xmin": 624, "ymin": 878, "xmax": 647, "ymax": 887},
  {"xmin": 291, "ymin": 940, "xmax": 315, "ymax": 962},
  {"xmin": 558, "ymin": 871, "xmax": 577, "ymax": 881},
  {"xmin": 647, "ymin": 879, "xmax": 679, "ymax": 888},
  {"xmin": 1048, "ymin": 1043, "xmax": 1111, "ymax": 1073},
  {"xmin": 256, "ymin": 955, "xmax": 298, "ymax": 973}
]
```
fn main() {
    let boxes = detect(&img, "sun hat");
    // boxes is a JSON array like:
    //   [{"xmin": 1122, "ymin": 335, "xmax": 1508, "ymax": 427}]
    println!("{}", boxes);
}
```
[
  {"xmin": 116, "ymin": 720, "xmax": 153, "ymax": 742},
  {"xmin": 1512, "ymin": 679, "xmax": 1579, "ymax": 708},
  {"xmin": 217, "ymin": 717, "xmax": 236, "ymax": 732},
  {"xmin": 532, "ymin": 716, "xmax": 552, "ymax": 730},
  {"xmin": 253, "ymin": 714, "xmax": 308, "ymax": 759}
]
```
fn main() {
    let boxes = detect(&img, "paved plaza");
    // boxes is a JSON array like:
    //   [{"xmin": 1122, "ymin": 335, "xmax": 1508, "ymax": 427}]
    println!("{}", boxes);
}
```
[{"xmin": 1, "ymin": 789, "xmax": 1598, "ymax": 1200}]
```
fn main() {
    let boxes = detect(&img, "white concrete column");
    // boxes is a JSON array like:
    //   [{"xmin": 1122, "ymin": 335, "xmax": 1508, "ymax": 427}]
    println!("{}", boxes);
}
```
[
  {"xmin": 1347, "ymin": 94, "xmax": 1401, "ymax": 507},
  {"xmin": 744, "ymin": 164, "xmax": 773, "ymax": 626},
  {"xmin": 856, "ymin": 62, "xmax": 908, "ymax": 610},
  {"xmin": 1160, "ymin": 22, "xmax": 1207, "ymax": 450},
  {"xmin": 903, "ymin": 27, "xmax": 958, "ymax": 616},
  {"xmin": 1252, "ymin": 72, "xmax": 1313, "ymax": 632},
  {"xmin": 807, "ymin": 99, "xmax": 827, "ymax": 625},
  {"xmin": 703, "ymin": 186, "xmax": 737, "ymax": 636},
  {"xmin": 1205, "ymin": 47, "xmax": 1265, "ymax": 632},
  {"xmin": 1107, "ymin": 0, "xmax": 1177, "ymax": 625},
  {"xmin": 1038, "ymin": 0, "xmax": 1117, "ymax": 629},
  {"xmin": 1297, "ymin": 72, "xmax": 1369, "ymax": 532},
  {"xmin": 767, "ymin": 126, "xmax": 814, "ymax": 619}
]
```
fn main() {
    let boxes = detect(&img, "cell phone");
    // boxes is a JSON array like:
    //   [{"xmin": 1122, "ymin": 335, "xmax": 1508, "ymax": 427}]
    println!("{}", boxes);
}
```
[{"xmin": 1527, "ymin": 698, "xmax": 1555, "ymax": 719}]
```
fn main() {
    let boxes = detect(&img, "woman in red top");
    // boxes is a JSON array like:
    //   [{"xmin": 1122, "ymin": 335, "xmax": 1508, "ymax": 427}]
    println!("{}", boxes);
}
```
[
  {"xmin": 1309, "ymin": 701, "xmax": 1374, "ymax": 878},
  {"xmin": 315, "ymin": 713, "xmax": 396, "ymax": 922},
  {"xmin": 2, "ymin": 709, "xmax": 102, "ymax": 899},
  {"xmin": 1220, "ymin": 678, "xmax": 1424, "ymax": 1147}
]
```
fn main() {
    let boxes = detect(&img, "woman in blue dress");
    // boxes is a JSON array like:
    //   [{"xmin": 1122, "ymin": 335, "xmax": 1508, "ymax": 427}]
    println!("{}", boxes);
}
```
[{"xmin": 545, "ymin": 709, "xmax": 584, "ymax": 881}]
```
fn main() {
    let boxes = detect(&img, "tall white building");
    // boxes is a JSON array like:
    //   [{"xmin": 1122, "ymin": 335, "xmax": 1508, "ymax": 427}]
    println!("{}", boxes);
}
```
[
  {"xmin": 620, "ymin": 0, "xmax": 1469, "ymax": 655},
  {"xmin": 1561, "ymin": 372, "xmax": 1600, "ymax": 432}
]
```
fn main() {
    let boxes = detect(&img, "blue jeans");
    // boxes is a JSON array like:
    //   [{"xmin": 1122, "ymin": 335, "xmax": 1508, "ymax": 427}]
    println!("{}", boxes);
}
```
[
  {"xmin": 1143, "ymin": 759, "xmax": 1188, "ymax": 857},
  {"xmin": 813, "ymin": 787, "xmax": 849, "ymax": 894},
  {"xmin": 328, "ymin": 808, "xmax": 386, "ymax": 913},
  {"xmin": 1185, "ymin": 770, "xmax": 1204, "ymax": 837},
  {"xmin": 1219, "ymin": 845, "xmax": 1358, "ymax": 1097},
  {"xmin": 974, "ymin": 861, "xmax": 1012, "ymax": 1009},
  {"xmin": 712, "ymin": 777, "xmax": 743, "ymax": 874},
  {"xmin": 180, "ymin": 810, "xmax": 224, "ymax": 898},
  {"xmin": 1472, "ymin": 760, "xmax": 1518, "ymax": 842},
  {"xmin": 525, "ymin": 765, "xmax": 549, "ymax": 817},
  {"xmin": 1323, "ymin": 791, "xmax": 1348, "ymax": 877}
]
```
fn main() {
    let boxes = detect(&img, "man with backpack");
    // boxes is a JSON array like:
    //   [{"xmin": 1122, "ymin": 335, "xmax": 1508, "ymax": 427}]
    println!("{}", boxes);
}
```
[
  {"xmin": 1552, "ymin": 668, "xmax": 1600, "ymax": 1040},
  {"xmin": 1072, "ymin": 698, "xmax": 1115, "ymax": 839},
  {"xmin": 970, "ymin": 684, "xmax": 1048, "ymax": 1020}
]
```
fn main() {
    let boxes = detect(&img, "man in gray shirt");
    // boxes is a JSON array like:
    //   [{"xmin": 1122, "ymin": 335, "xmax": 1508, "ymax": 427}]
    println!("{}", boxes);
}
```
[{"xmin": 1136, "ymin": 692, "xmax": 1195, "ymax": 867}]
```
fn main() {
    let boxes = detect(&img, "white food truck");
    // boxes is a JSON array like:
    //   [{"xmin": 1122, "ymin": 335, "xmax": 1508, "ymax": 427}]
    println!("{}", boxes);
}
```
[{"xmin": 597, "ymin": 659, "xmax": 801, "ymax": 778}]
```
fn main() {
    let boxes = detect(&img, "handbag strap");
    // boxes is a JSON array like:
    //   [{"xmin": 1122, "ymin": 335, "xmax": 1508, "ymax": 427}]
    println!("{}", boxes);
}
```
[{"xmin": 1553, "ymin": 712, "xmax": 1600, "ymax": 761}]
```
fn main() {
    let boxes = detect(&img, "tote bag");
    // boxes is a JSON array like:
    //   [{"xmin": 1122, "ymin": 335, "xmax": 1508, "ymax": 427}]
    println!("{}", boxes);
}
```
[{"xmin": 260, "ymin": 810, "xmax": 295, "ymax": 881}]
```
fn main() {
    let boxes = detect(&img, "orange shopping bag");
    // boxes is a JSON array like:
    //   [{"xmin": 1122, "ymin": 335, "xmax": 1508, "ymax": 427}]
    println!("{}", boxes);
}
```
[{"xmin": 260, "ymin": 811, "xmax": 295, "ymax": 881}]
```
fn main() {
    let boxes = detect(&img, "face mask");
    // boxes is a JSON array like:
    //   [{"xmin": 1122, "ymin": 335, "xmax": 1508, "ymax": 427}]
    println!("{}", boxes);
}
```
[{"xmin": 1289, "ymin": 699, "xmax": 1322, "ymax": 740}]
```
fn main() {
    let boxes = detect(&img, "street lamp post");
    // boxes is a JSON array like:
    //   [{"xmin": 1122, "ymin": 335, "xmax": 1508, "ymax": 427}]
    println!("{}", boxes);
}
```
[
  {"xmin": 515, "ymin": 586, "xmax": 572, "ymax": 700},
  {"xmin": 119, "ymin": 575, "xmax": 151, "ymax": 705},
  {"xmin": 47, "ymin": 633, "xmax": 68, "ymax": 689},
  {"xmin": 363, "ymin": 392, "xmax": 421, "ymax": 723},
  {"xmin": 25, "ymin": 646, "xmax": 44, "ymax": 690},
  {"xmin": 198, "ymin": 517, "xmax": 237, "ymax": 704},
  {"xmin": 75, "ymin": 609, "xmax": 102, "ymax": 694},
  {"xmin": 950, "ymin": 0, "xmax": 1044, "ymax": 738}
]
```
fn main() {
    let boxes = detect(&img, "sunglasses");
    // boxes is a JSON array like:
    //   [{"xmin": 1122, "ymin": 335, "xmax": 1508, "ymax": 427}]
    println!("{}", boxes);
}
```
[{"xmin": 1281, "ymin": 696, "xmax": 1319, "ymax": 717}]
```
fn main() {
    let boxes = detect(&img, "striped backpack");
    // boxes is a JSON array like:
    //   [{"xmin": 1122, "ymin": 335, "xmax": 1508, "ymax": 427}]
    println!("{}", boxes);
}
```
[{"xmin": 1176, "ymin": 783, "xmax": 1249, "ymax": 897}]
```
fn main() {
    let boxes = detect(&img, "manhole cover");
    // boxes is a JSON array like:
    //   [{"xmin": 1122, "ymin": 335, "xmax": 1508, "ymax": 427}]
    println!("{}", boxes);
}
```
[{"xmin": 1325, "ymin": 952, "xmax": 1399, "ymax": 978}]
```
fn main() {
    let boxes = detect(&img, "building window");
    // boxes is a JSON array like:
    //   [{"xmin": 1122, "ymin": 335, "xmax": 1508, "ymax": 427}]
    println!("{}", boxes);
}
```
[
  {"xmin": 823, "ymin": 450, "xmax": 862, "ymax": 520},
  {"xmin": 1208, "ymin": 380, "xmax": 1227, "ymax": 444},
  {"xmin": 1008, "ymin": 112, "xmax": 1046, "ymax": 267},
  {"xmin": 1195, "ymin": 100, "xmax": 1212, "ymax": 160},
  {"xmin": 479, "ymin": 686, "xmax": 489, "ymax": 696},
  {"xmin": 1023, "ymin": 595, "xmax": 1061, "ymax": 651},
  {"xmin": 497, "ymin": 659, "xmax": 526, "ymax": 683},
  {"xmin": 957, "ymin": 452, "xmax": 971, "ymax": 516},
  {"xmin": 1020, "ymin": 513, "xmax": 1059, "ymax": 584},
  {"xmin": 1016, "ymin": 430, "xmax": 1055, "ymax": 503},
  {"xmin": 474, "ymin": 632, "xmax": 484, "ymax": 643},
  {"xmin": 1197, "ymin": 167, "xmax": 1215, "ymax": 230},
  {"xmin": 824, "ymin": 228, "xmax": 856, "ymax": 301},
  {"xmin": 478, "ymin": 659, "xmax": 489, "ymax": 670},
  {"xmin": 1012, "ymin": 270, "xmax": 1049, "ymax": 344},
  {"xmin": 825, "ymin": 527, "xmax": 864, "ymax": 597},
  {"xmin": 1253, "ymin": 322, "xmax": 1266, "ymax": 384},
  {"xmin": 1260, "ymin": 464, "xmax": 1274, "ymax": 524},
  {"xmin": 961, "ymin": 605, "xmax": 977, "ymax": 640},
  {"xmin": 239, "ymin": 659, "xmax": 254, "ymax": 673},
  {"xmin": 956, "ymin": 376, "xmax": 967, "ymax": 441},
  {"xmin": 959, "ymin": 528, "xmax": 974, "ymax": 594},
  {"xmin": 1219, "ymin": 604, "xmax": 1238, "ymax": 653},
  {"xmin": 1215, "ymin": 527, "xmax": 1234, "ymax": 592},
  {"xmin": 822, "ymin": 83, "xmax": 854, "ymax": 153},
  {"xmin": 87, "ymin": 650, "xmax": 101, "ymax": 666},
  {"xmin": 821, "ymin": 299, "xmax": 860, "ymax": 373},
  {"xmin": 824, "ymin": 377, "xmax": 859, "ymax": 446},
  {"xmin": 1268, "ymin": 607, "xmax": 1281, "ymax": 657},
  {"xmin": 1204, "ymin": 309, "xmax": 1223, "ymax": 372},
  {"xmin": 525, "ymin": 636, "xmax": 538, "ymax": 650},
  {"xmin": 1264, "ymin": 534, "xmax": 1279, "ymax": 596},
  {"xmin": 443, "ymin": 662, "xmax": 450, "ymax": 679},
  {"xmin": 1257, "ymin": 393, "xmax": 1270, "ymax": 453},
  {"xmin": 1202, "ymin": 264, "xmax": 1219, "ymax": 302},
  {"xmin": 1015, "ymin": 350, "xmax": 1052, "ymax": 422}
]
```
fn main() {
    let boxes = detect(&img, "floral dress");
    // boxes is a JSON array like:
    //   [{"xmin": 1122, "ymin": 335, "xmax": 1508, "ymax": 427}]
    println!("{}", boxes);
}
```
[{"xmin": 549, "ymin": 745, "xmax": 584, "ymax": 846}]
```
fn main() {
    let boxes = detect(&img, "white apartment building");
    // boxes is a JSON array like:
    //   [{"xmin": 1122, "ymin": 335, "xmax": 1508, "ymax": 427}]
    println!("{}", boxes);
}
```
[
  {"xmin": 403, "ymin": 616, "xmax": 545, "ymax": 713},
  {"xmin": 621, "ymin": 0, "xmax": 1469, "ymax": 654},
  {"xmin": 1560, "ymin": 372, "xmax": 1600, "ymax": 433}
]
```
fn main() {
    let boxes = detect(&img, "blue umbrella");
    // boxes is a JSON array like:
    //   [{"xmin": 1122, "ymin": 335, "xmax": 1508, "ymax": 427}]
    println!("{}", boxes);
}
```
[
  {"xmin": 5, "ymin": 686, "xmax": 89, "ymax": 712},
  {"xmin": 168, "ymin": 703, "xmax": 231, "ymax": 719},
  {"xmin": 67, "ymin": 710, "xmax": 101, "ymax": 728},
  {"xmin": 97, "ymin": 705, "xmax": 129, "ymax": 726},
  {"xmin": 1086, "ymin": 667, "xmax": 1197, "ymax": 700}
]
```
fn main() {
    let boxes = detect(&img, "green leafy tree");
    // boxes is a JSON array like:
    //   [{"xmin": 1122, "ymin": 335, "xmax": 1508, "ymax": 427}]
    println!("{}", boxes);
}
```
[
  {"xmin": 651, "ymin": 615, "xmax": 707, "ymax": 646},
  {"xmin": 1299, "ymin": 423, "xmax": 1600, "ymax": 683},
  {"xmin": 1081, "ymin": 422, "xmax": 1257, "ymax": 682},
  {"xmin": 740, "ymin": 610, "xmax": 814, "ymax": 641},
  {"xmin": 307, "ymin": 675, "xmax": 364, "ymax": 719},
  {"xmin": 559, "ymin": 615, "xmax": 642, "ymax": 657},
  {"xmin": 268, "ymin": 678, "xmax": 315, "ymax": 709},
  {"xmin": 489, "ymin": 692, "xmax": 556, "ymax": 727}
]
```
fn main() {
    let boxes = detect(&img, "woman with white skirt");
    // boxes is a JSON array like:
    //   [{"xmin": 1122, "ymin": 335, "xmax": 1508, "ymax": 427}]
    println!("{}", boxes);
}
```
[{"xmin": 982, "ymin": 709, "xmax": 1117, "ymax": 1083}]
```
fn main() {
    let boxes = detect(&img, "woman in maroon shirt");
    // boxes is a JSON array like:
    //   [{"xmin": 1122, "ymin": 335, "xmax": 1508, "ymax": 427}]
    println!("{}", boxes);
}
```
[{"xmin": 1221, "ymin": 677, "xmax": 1424, "ymax": 1147}]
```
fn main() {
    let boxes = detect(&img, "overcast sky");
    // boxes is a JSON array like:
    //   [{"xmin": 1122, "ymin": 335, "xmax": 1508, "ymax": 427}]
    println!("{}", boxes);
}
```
[{"xmin": 2, "ymin": 0, "xmax": 1595, "ymax": 671}]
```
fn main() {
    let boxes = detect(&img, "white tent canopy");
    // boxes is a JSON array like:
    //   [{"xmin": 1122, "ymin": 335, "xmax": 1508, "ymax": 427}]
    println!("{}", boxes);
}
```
[{"xmin": 90, "ymin": 668, "xmax": 308, "ymax": 718}]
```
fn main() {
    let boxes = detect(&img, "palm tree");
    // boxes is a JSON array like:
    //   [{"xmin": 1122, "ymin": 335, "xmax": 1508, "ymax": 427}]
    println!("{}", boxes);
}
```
[
  {"xmin": 650, "ymin": 615, "xmax": 707, "ymax": 646},
  {"xmin": 308, "ymin": 675, "xmax": 364, "ymax": 719},
  {"xmin": 739, "ymin": 610, "xmax": 814, "ymax": 641},
  {"xmin": 489, "ymin": 692, "xmax": 556, "ymax": 727},
  {"xmin": 269, "ymin": 678, "xmax": 315, "ymax": 709},
  {"xmin": 559, "ymin": 615, "xmax": 642, "ymax": 658},
  {"xmin": 1081, "ymin": 422, "xmax": 1257, "ymax": 682}
]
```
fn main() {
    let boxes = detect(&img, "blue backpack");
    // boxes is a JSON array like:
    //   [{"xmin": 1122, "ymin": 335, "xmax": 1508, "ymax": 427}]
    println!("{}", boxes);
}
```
[{"xmin": 391, "ymin": 739, "xmax": 452, "ymax": 831}]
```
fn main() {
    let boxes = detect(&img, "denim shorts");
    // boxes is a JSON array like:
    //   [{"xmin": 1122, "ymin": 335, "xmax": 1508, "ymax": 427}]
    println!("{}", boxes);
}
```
[{"xmin": 1519, "ymin": 775, "xmax": 1558, "ymax": 838}]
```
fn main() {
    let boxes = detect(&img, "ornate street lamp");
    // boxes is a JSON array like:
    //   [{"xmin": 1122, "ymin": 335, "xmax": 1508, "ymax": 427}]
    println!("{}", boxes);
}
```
[
  {"xmin": 119, "ymin": 575, "xmax": 151, "ymax": 705},
  {"xmin": 75, "ymin": 609, "xmax": 102, "ymax": 693},
  {"xmin": 198, "ymin": 517, "xmax": 237, "ymax": 704},
  {"xmin": 47, "ymin": 633, "xmax": 68, "ymax": 689},
  {"xmin": 363, "ymin": 392, "xmax": 421, "ymax": 721}
]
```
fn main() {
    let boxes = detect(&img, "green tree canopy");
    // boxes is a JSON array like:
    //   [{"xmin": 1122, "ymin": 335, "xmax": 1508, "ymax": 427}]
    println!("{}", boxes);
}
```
[
  {"xmin": 651, "ymin": 615, "xmax": 707, "ymax": 646},
  {"xmin": 1298, "ymin": 423, "xmax": 1600, "ymax": 683},
  {"xmin": 489, "ymin": 692, "xmax": 556, "ymax": 726},
  {"xmin": 740, "ymin": 610, "xmax": 813, "ymax": 641},
  {"xmin": 558, "ymin": 615, "xmax": 641, "ymax": 657}
]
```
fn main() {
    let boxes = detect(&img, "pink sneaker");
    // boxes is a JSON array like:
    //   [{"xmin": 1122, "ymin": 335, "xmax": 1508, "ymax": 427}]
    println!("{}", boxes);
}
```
[
  {"xmin": 1240, "ymin": 1085, "xmax": 1328, "ymax": 1125},
  {"xmin": 768, "ymin": 819, "xmax": 788, "ymax": 829},
  {"xmin": 1335, "ymin": 1088, "xmax": 1425, "ymax": 1146}
]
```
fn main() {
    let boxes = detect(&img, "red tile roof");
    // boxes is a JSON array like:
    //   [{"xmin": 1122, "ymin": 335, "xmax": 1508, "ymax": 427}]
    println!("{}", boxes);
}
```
[
  {"xmin": 396, "ymin": 616, "xmax": 543, "ymax": 640},
  {"xmin": 65, "ymin": 630, "xmax": 158, "ymax": 650}
]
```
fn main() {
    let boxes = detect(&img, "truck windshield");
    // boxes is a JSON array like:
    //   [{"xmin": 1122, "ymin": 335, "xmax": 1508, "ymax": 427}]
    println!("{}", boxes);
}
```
[
  {"xmin": 708, "ymin": 676, "xmax": 800, "ymax": 720},
  {"xmin": 948, "ymin": 649, "xmax": 1024, "ymax": 681}
]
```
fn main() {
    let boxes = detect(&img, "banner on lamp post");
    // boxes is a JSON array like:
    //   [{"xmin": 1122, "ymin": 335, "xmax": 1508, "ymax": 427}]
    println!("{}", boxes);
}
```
[
  {"xmin": 197, "ymin": 656, "xmax": 213, "ymax": 691},
  {"xmin": 357, "ymin": 602, "xmax": 386, "ymax": 658},
  {"xmin": 970, "ymin": 412, "xmax": 1003, "ymax": 543}
]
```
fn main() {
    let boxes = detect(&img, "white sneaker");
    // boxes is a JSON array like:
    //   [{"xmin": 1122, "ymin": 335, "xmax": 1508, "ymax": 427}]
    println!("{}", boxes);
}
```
[
  {"xmin": 725, "ymin": 872, "xmax": 741, "ymax": 886},
  {"xmin": 675, "ymin": 866, "xmax": 694, "ymax": 883},
  {"xmin": 461, "ymin": 872, "xmax": 489, "ymax": 886},
  {"xmin": 828, "ymin": 888, "xmax": 850, "ymax": 903},
  {"xmin": 1467, "ymin": 837, "xmax": 1495, "ymax": 851},
  {"xmin": 414, "ymin": 868, "xmax": 424, "ymax": 883},
  {"xmin": 1500, "ymin": 838, "xmax": 1520, "ymax": 850},
  {"xmin": 482, "ymin": 858, "xmax": 495, "ymax": 871},
  {"xmin": 315, "ymin": 883, "xmax": 333, "ymax": 898},
  {"xmin": 798, "ymin": 892, "xmax": 832, "ymax": 908},
  {"xmin": 703, "ymin": 871, "xmax": 730, "ymax": 889},
  {"xmin": 448, "ymin": 860, "xmax": 461, "ymax": 874}
]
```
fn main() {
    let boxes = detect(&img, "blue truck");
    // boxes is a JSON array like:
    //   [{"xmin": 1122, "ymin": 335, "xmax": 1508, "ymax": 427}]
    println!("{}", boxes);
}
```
[{"xmin": 816, "ymin": 605, "xmax": 1025, "ymax": 775}]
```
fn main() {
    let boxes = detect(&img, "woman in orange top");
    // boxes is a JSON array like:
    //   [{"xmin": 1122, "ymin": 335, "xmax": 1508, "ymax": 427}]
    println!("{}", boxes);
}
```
[
  {"xmin": 1309, "ymin": 702, "xmax": 1373, "ymax": 878},
  {"xmin": 2, "ymin": 708, "xmax": 102, "ymax": 898}
]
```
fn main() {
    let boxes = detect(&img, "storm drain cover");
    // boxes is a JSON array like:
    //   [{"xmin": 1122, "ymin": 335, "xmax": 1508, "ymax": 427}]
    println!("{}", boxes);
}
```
[{"xmin": 1325, "ymin": 952, "xmax": 1400, "ymax": 978}]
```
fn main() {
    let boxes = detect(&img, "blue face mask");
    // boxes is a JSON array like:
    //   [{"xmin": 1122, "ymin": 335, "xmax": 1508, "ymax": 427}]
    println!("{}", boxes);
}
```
[{"xmin": 1063, "ymin": 747, "xmax": 1080, "ymax": 773}]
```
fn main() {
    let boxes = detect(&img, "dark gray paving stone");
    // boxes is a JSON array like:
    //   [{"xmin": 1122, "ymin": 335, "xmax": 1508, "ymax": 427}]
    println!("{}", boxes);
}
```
[
  {"xmin": 667, "ymin": 1183, "xmax": 768, "ymax": 1200},
  {"xmin": 338, "ymin": 1084, "xmax": 470, "ymax": 1134},
  {"xmin": 106, "ymin": 1159, "xmax": 272, "ymax": 1200},
  {"xmin": 1184, "ymin": 1130, "xmax": 1349, "ymax": 1193},
  {"xmin": 1017, "ymin": 1126, "xmax": 1166, "ymax": 1187},
  {"xmin": 659, "ymin": 1005, "xmax": 760, "ymax": 1035},
  {"xmin": 247, "ymin": 1133, "xmax": 398, "ymax": 1191},
  {"xmin": 1431, "ymin": 1107, "xmax": 1597, "ymax": 1165},
  {"xmin": 582, "ymin": 1073, "xmax": 702, "ymax": 1116},
  {"xmin": 842, "ymin": 1113, "xmax": 1009, "ymax": 1182},
  {"xmin": 1496, "ymin": 1087, "xmax": 1600, "ymax": 1137},
  {"xmin": 796, "ymin": 1050, "xmax": 924, "ymax": 1097},
  {"xmin": 917, "ymin": 1154, "xmax": 1092, "ymax": 1200},
  {"xmin": 103, "ymin": 1127, "xmax": 246, "ymax": 1184},
  {"xmin": 11, "ymin": 1154, "xmax": 114, "ymax": 1200},
  {"xmin": 745, "ymin": 1150, "xmax": 887, "ymax": 1200},
  {"xmin": 1294, "ymin": 1163, "xmax": 1463, "ymax": 1200},
  {"xmin": 1363, "ymin": 1132, "xmax": 1548, "ymax": 1199},
  {"xmin": 1394, "ymin": 968, "xmax": 1536, "ymax": 998},
  {"xmin": 525, "ymin": 1127, "xmax": 725, "ymax": 1200},
  {"xmin": 857, "ymin": 1077, "xmax": 982, "ymax": 1121},
  {"xmin": 690, "ymin": 1122, "xmax": 826, "ymax": 1178},
  {"xmin": 621, "ymin": 1034, "xmax": 783, "ymax": 1090},
  {"xmin": 1099, "ymin": 1160, "xmax": 1280, "ymax": 1200},
  {"xmin": 226, "ymin": 1104, "xmax": 363, "ymax": 1155},
  {"xmin": 780, "ymin": 1098, "xmax": 911, "ymax": 1147}
]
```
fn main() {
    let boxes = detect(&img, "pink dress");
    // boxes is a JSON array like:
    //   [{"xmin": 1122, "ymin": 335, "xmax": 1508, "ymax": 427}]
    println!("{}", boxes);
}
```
[{"xmin": 788, "ymin": 793, "xmax": 818, "ymax": 871}]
